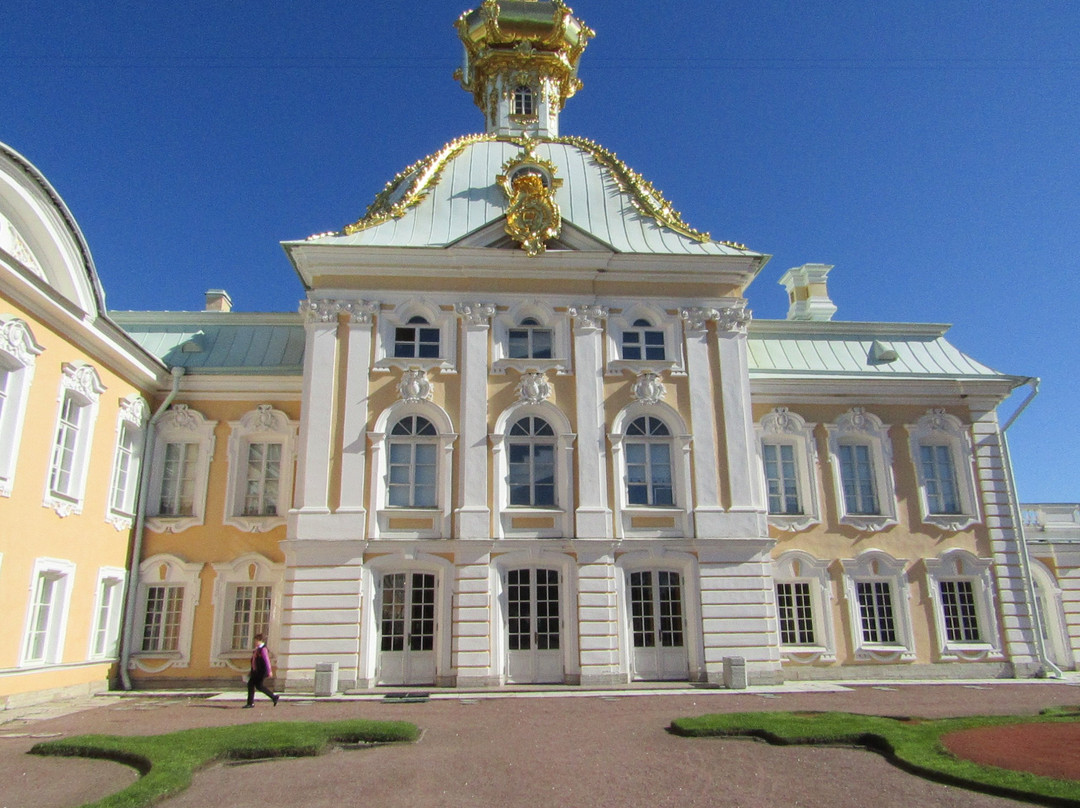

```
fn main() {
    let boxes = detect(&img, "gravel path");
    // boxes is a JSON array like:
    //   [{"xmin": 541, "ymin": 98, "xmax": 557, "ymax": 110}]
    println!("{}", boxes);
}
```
[{"xmin": 2, "ymin": 682, "xmax": 1079, "ymax": 808}]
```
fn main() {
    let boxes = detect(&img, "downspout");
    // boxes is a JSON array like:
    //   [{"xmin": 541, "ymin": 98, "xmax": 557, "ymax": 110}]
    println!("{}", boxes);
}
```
[
  {"xmin": 119, "ymin": 366, "xmax": 184, "ymax": 690},
  {"xmin": 998, "ymin": 378, "xmax": 1060, "ymax": 677}
]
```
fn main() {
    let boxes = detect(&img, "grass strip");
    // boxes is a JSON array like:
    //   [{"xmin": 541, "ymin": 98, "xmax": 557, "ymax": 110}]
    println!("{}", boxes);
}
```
[
  {"xmin": 30, "ymin": 718, "xmax": 420, "ymax": 808},
  {"xmin": 670, "ymin": 710, "xmax": 1080, "ymax": 807}
]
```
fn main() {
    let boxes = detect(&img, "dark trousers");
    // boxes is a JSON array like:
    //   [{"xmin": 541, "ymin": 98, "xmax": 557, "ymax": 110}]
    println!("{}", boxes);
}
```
[{"xmin": 246, "ymin": 672, "xmax": 275, "ymax": 705}]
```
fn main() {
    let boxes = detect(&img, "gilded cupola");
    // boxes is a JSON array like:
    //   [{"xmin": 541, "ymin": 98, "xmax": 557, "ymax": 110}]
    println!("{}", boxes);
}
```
[{"xmin": 455, "ymin": 0, "xmax": 594, "ymax": 138}]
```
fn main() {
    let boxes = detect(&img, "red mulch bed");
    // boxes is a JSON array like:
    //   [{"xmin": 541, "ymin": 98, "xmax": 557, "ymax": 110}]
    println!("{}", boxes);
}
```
[{"xmin": 942, "ymin": 722, "xmax": 1080, "ymax": 781}]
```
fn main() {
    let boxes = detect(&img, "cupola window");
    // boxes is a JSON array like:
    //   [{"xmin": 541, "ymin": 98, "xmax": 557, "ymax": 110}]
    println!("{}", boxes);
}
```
[{"xmin": 512, "ymin": 85, "xmax": 536, "ymax": 117}]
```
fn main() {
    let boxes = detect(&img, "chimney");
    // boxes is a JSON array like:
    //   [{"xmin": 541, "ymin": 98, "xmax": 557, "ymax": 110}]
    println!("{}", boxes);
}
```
[
  {"xmin": 779, "ymin": 264, "xmax": 837, "ymax": 321},
  {"xmin": 204, "ymin": 289, "xmax": 232, "ymax": 312}
]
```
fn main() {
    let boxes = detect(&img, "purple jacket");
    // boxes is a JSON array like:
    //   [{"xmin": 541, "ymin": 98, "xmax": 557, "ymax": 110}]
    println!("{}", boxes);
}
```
[{"xmin": 251, "ymin": 644, "xmax": 272, "ymax": 677}]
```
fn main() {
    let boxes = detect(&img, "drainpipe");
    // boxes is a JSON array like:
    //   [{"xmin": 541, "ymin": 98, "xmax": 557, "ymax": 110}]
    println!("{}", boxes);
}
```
[
  {"xmin": 119, "ymin": 367, "xmax": 184, "ymax": 690},
  {"xmin": 998, "ymin": 378, "xmax": 1060, "ymax": 677}
]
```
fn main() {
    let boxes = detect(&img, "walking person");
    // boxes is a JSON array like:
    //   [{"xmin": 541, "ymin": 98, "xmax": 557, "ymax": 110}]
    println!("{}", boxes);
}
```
[{"xmin": 244, "ymin": 633, "xmax": 279, "ymax": 708}]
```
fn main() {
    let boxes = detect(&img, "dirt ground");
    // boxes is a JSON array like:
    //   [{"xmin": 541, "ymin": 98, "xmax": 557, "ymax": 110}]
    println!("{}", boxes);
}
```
[{"xmin": 2, "ymin": 681, "xmax": 1079, "ymax": 808}]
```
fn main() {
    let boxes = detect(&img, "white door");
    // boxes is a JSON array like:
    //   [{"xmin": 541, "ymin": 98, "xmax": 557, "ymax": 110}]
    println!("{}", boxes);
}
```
[
  {"xmin": 628, "ymin": 570, "xmax": 689, "ymax": 681},
  {"xmin": 378, "ymin": 572, "xmax": 437, "ymax": 686},
  {"xmin": 506, "ymin": 568, "xmax": 563, "ymax": 684}
]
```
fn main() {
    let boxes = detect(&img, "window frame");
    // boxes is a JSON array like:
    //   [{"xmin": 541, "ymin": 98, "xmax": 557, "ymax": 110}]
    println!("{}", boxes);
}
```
[
  {"xmin": 132, "ymin": 554, "xmax": 202, "ymax": 670},
  {"xmin": 924, "ymin": 549, "xmax": 1001, "ymax": 660},
  {"xmin": 106, "ymin": 395, "xmax": 149, "ymax": 530},
  {"xmin": 511, "ymin": 84, "xmax": 537, "ymax": 118},
  {"xmin": 223, "ymin": 405, "xmax": 298, "ymax": 533},
  {"xmin": 772, "ymin": 551, "xmax": 835, "ymax": 662},
  {"xmin": 906, "ymin": 409, "xmax": 981, "ymax": 532},
  {"xmin": 756, "ymin": 408, "xmax": 821, "ymax": 532},
  {"xmin": 825, "ymin": 408, "xmax": 898, "ymax": 532},
  {"xmin": 605, "ymin": 305, "xmax": 684, "ymax": 375},
  {"xmin": 840, "ymin": 550, "xmax": 915, "ymax": 662},
  {"xmin": 492, "ymin": 303, "xmax": 571, "ymax": 374},
  {"xmin": 374, "ymin": 301, "xmax": 456, "ymax": 372},
  {"xmin": 20, "ymin": 557, "xmax": 76, "ymax": 667},
  {"xmin": 146, "ymin": 405, "xmax": 217, "ymax": 534},
  {"xmin": 88, "ymin": 566, "xmax": 126, "ymax": 660},
  {"xmin": 43, "ymin": 362, "xmax": 105, "ymax": 517},
  {"xmin": 209, "ymin": 553, "xmax": 284, "ymax": 670},
  {"xmin": 0, "ymin": 317, "xmax": 44, "ymax": 497}
]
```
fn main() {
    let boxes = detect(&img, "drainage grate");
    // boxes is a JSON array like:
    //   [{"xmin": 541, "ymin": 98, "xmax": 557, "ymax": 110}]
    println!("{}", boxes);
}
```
[{"xmin": 383, "ymin": 691, "xmax": 431, "ymax": 703}]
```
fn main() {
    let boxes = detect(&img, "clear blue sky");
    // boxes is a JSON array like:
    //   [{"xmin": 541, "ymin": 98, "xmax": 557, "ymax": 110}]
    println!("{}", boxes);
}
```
[{"xmin": 3, "ymin": 1, "xmax": 1077, "ymax": 502}]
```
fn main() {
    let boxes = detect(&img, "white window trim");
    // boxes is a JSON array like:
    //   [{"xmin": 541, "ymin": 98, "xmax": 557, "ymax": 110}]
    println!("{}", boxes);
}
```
[
  {"xmin": 368, "ymin": 400, "xmax": 456, "ymax": 539},
  {"xmin": 106, "ymin": 395, "xmax": 149, "ymax": 531},
  {"xmin": 132, "ymin": 553, "xmax": 203, "ymax": 670},
  {"xmin": 19, "ymin": 557, "xmax": 76, "ymax": 667},
  {"xmin": 0, "ymin": 316, "xmax": 44, "ymax": 496},
  {"xmin": 209, "ymin": 553, "xmax": 284, "ymax": 671},
  {"xmin": 840, "ymin": 550, "xmax": 915, "ymax": 662},
  {"xmin": 906, "ymin": 409, "xmax": 981, "ymax": 532},
  {"xmin": 492, "ymin": 301, "xmax": 571, "ymax": 374},
  {"xmin": 373, "ymin": 299, "xmax": 457, "ymax": 373},
  {"xmin": 223, "ymin": 405, "xmax": 298, "ymax": 533},
  {"xmin": 88, "ymin": 566, "xmax": 126, "ymax": 661},
  {"xmin": 491, "ymin": 401, "xmax": 575, "ymax": 539},
  {"xmin": 825, "ymin": 407, "xmax": 898, "ymax": 532},
  {"xmin": 772, "ymin": 551, "xmax": 836, "ymax": 662},
  {"xmin": 605, "ymin": 304, "xmax": 685, "ymax": 375},
  {"xmin": 609, "ymin": 401, "xmax": 694, "ymax": 539},
  {"xmin": 43, "ymin": 362, "xmax": 105, "ymax": 517},
  {"xmin": 925, "ymin": 549, "xmax": 1001, "ymax": 661},
  {"xmin": 146, "ymin": 404, "xmax": 217, "ymax": 533},
  {"xmin": 756, "ymin": 408, "xmax": 821, "ymax": 532}
]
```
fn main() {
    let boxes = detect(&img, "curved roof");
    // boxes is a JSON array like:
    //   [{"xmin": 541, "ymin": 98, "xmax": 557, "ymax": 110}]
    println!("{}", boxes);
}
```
[{"xmin": 304, "ymin": 135, "xmax": 759, "ymax": 258}]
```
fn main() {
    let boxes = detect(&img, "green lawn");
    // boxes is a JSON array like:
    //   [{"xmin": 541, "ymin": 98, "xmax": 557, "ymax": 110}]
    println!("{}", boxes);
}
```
[
  {"xmin": 30, "ymin": 718, "xmax": 420, "ymax": 808},
  {"xmin": 670, "ymin": 709, "xmax": 1080, "ymax": 807}
]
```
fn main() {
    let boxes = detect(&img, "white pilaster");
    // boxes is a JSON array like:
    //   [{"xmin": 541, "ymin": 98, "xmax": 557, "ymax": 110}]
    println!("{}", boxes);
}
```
[
  {"xmin": 697, "ymin": 540, "xmax": 782, "ymax": 685},
  {"xmin": 970, "ymin": 402, "xmax": 1042, "ymax": 673},
  {"xmin": 715, "ymin": 305, "xmax": 767, "ymax": 523},
  {"xmin": 680, "ymin": 308, "xmax": 725, "ymax": 536},
  {"xmin": 454, "ymin": 548, "xmax": 496, "ymax": 687},
  {"xmin": 293, "ymin": 300, "xmax": 342, "ymax": 518},
  {"xmin": 569, "ymin": 305, "xmax": 612, "ymax": 538},
  {"xmin": 338, "ymin": 302, "xmax": 377, "ymax": 524},
  {"xmin": 577, "ymin": 546, "xmax": 621, "ymax": 686},
  {"xmin": 454, "ymin": 303, "xmax": 495, "ymax": 538},
  {"xmin": 278, "ymin": 539, "xmax": 364, "ymax": 693}
]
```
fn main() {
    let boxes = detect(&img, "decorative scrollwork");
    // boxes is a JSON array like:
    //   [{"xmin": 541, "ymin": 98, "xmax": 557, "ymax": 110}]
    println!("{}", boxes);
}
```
[
  {"xmin": 516, "ymin": 371, "xmax": 551, "ymax": 404},
  {"xmin": 397, "ymin": 369, "xmax": 433, "ymax": 403},
  {"xmin": 631, "ymin": 371, "xmax": 666, "ymax": 405},
  {"xmin": 715, "ymin": 304, "xmax": 753, "ymax": 334},
  {"xmin": 456, "ymin": 302, "xmax": 497, "ymax": 327},
  {"xmin": 568, "ymin": 304, "xmax": 608, "ymax": 332}
]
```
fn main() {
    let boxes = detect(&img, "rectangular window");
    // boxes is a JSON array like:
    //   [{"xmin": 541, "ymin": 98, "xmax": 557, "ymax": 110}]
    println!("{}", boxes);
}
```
[
  {"xmin": 776, "ymin": 582, "xmax": 816, "ymax": 644},
  {"xmin": 0, "ymin": 366, "xmax": 9, "ymax": 431},
  {"xmin": 920, "ymin": 444, "xmax": 961, "ymax": 515},
  {"xmin": 229, "ymin": 584, "xmax": 273, "ymax": 651},
  {"xmin": 622, "ymin": 329, "xmax": 665, "ymax": 361},
  {"xmin": 109, "ymin": 422, "xmax": 141, "ymax": 516},
  {"xmin": 394, "ymin": 325, "xmax": 440, "ymax": 358},
  {"xmin": 92, "ymin": 578, "xmax": 123, "ymax": 658},
  {"xmin": 940, "ymin": 580, "xmax": 980, "ymax": 642},
  {"xmin": 243, "ymin": 442, "xmax": 282, "ymax": 516},
  {"xmin": 763, "ymin": 443, "xmax": 801, "ymax": 515},
  {"xmin": 839, "ymin": 443, "xmax": 879, "ymax": 515},
  {"xmin": 508, "ymin": 327, "xmax": 553, "ymax": 359},
  {"xmin": 855, "ymin": 581, "xmax": 896, "ymax": 644},
  {"xmin": 49, "ymin": 393, "xmax": 83, "ymax": 498},
  {"xmin": 387, "ymin": 442, "xmax": 437, "ymax": 507},
  {"xmin": 141, "ymin": 585, "xmax": 184, "ymax": 652},
  {"xmin": 25, "ymin": 573, "xmax": 61, "ymax": 663},
  {"xmin": 159, "ymin": 442, "xmax": 197, "ymax": 516}
]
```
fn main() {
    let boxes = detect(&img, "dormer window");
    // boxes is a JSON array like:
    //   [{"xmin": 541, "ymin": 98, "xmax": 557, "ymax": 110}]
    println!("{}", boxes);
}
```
[
  {"xmin": 508, "ymin": 318, "xmax": 553, "ymax": 360},
  {"xmin": 512, "ymin": 85, "xmax": 536, "ymax": 117},
  {"xmin": 394, "ymin": 316, "xmax": 440, "ymax": 359},
  {"xmin": 622, "ymin": 319, "xmax": 665, "ymax": 361}
]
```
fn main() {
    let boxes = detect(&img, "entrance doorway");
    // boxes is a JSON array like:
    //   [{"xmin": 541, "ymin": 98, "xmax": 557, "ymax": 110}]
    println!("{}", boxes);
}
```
[
  {"xmin": 628, "ymin": 569, "xmax": 689, "ymax": 681},
  {"xmin": 506, "ymin": 567, "xmax": 563, "ymax": 683},
  {"xmin": 378, "ymin": 571, "xmax": 437, "ymax": 685}
]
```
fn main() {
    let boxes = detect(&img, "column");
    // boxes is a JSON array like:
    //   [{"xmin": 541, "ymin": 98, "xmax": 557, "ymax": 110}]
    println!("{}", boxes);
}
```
[
  {"xmin": 293, "ymin": 300, "xmax": 343, "ymax": 523},
  {"xmin": 569, "ymin": 304, "xmax": 612, "ymax": 538},
  {"xmin": 680, "ymin": 307, "xmax": 725, "ymax": 536},
  {"xmin": 970, "ymin": 401, "xmax": 1042, "ymax": 674},
  {"xmin": 337, "ymin": 301, "xmax": 378, "ymax": 527},
  {"xmin": 715, "ymin": 305, "xmax": 768, "ymax": 536},
  {"xmin": 454, "ymin": 303, "xmax": 495, "ymax": 538},
  {"xmin": 577, "ymin": 546, "xmax": 622, "ymax": 686}
]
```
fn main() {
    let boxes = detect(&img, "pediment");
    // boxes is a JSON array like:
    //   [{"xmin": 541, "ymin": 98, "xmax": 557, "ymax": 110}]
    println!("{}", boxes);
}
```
[{"xmin": 449, "ymin": 219, "xmax": 613, "ymax": 253}]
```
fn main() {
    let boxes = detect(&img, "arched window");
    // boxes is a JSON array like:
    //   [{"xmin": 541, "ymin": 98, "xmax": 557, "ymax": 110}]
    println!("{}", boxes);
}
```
[
  {"xmin": 507, "ymin": 416, "xmax": 556, "ymax": 507},
  {"xmin": 394, "ymin": 316, "xmax": 440, "ymax": 359},
  {"xmin": 388, "ymin": 415, "xmax": 438, "ymax": 507},
  {"xmin": 625, "ymin": 416, "xmax": 674, "ymax": 506},
  {"xmin": 512, "ymin": 85, "xmax": 535, "ymax": 116},
  {"xmin": 622, "ymin": 318, "xmax": 665, "ymax": 361},
  {"xmin": 508, "ymin": 317, "xmax": 553, "ymax": 360}
]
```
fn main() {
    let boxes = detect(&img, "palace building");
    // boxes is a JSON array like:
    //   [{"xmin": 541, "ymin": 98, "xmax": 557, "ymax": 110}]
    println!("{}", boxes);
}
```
[{"xmin": 2, "ymin": 1, "xmax": 1075, "ymax": 704}]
